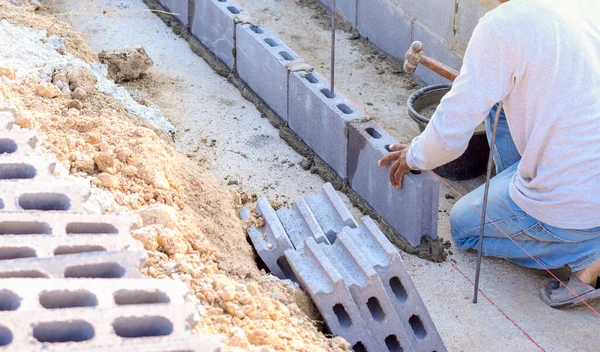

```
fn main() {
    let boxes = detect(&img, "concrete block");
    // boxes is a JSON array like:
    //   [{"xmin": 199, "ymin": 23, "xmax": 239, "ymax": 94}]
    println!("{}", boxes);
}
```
[
  {"xmin": 316, "ymin": 0, "xmax": 358, "ymax": 27},
  {"xmin": 454, "ymin": 0, "xmax": 499, "ymax": 53},
  {"xmin": 0, "ymin": 179, "xmax": 90, "ymax": 212},
  {"xmin": 356, "ymin": 0, "xmax": 413, "ymax": 62},
  {"xmin": 303, "ymin": 183, "xmax": 358, "ymax": 243},
  {"xmin": 192, "ymin": 0, "xmax": 244, "ymax": 68},
  {"xmin": 326, "ymin": 230, "xmax": 414, "ymax": 351},
  {"xmin": 158, "ymin": 0, "xmax": 189, "ymax": 26},
  {"xmin": 0, "ymin": 278, "xmax": 189, "ymax": 311},
  {"xmin": 0, "ymin": 129, "xmax": 38, "ymax": 154},
  {"xmin": 284, "ymin": 238, "xmax": 378, "ymax": 352},
  {"xmin": 0, "ymin": 250, "xmax": 146, "ymax": 279},
  {"xmin": 0, "ymin": 302, "xmax": 221, "ymax": 351},
  {"xmin": 391, "ymin": 0, "xmax": 456, "ymax": 42},
  {"xmin": 0, "ymin": 152, "xmax": 57, "ymax": 181},
  {"xmin": 347, "ymin": 120, "xmax": 439, "ymax": 246},
  {"xmin": 412, "ymin": 22, "xmax": 463, "ymax": 85},
  {"xmin": 0, "ymin": 111, "xmax": 14, "ymax": 130},
  {"xmin": 288, "ymin": 71, "xmax": 364, "ymax": 178},
  {"xmin": 236, "ymin": 24, "xmax": 302, "ymax": 121},
  {"xmin": 276, "ymin": 197, "xmax": 330, "ymax": 249},
  {"xmin": 344, "ymin": 217, "xmax": 447, "ymax": 351},
  {"xmin": 248, "ymin": 197, "xmax": 293, "ymax": 279},
  {"xmin": 0, "ymin": 233, "xmax": 143, "ymax": 260}
]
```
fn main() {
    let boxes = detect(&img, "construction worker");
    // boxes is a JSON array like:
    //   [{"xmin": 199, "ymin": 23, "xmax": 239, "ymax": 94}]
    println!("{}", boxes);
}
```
[{"xmin": 378, "ymin": 0, "xmax": 600, "ymax": 308}]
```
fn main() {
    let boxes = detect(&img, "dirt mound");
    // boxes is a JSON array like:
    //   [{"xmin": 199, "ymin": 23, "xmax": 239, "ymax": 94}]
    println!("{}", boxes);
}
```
[{"xmin": 0, "ymin": 3, "xmax": 346, "ymax": 351}]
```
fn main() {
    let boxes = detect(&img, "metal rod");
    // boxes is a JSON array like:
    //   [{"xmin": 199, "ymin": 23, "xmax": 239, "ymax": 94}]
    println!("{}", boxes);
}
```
[
  {"xmin": 330, "ymin": 0, "xmax": 336, "ymax": 97},
  {"xmin": 473, "ymin": 102, "xmax": 504, "ymax": 304}
]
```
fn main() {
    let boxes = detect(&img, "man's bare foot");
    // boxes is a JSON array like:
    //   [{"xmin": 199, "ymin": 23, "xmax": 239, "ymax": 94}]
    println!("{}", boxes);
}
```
[{"xmin": 574, "ymin": 258, "xmax": 600, "ymax": 287}]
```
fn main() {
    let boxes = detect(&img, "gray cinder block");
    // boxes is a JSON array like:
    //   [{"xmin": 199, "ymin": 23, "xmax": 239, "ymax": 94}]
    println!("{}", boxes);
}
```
[
  {"xmin": 0, "ymin": 111, "xmax": 14, "ymax": 130},
  {"xmin": 276, "ymin": 197, "xmax": 330, "ymax": 250},
  {"xmin": 347, "ymin": 120, "xmax": 440, "ymax": 247},
  {"xmin": 303, "ymin": 183, "xmax": 358, "ymax": 243},
  {"xmin": 158, "ymin": 0, "xmax": 189, "ymax": 26},
  {"xmin": 392, "ymin": 0, "xmax": 456, "ymax": 43},
  {"xmin": 315, "ymin": 0, "xmax": 358, "ymax": 27},
  {"xmin": 344, "ymin": 217, "xmax": 447, "ymax": 351},
  {"xmin": 0, "ymin": 250, "xmax": 146, "ymax": 279},
  {"xmin": 0, "ymin": 152, "xmax": 57, "ymax": 181},
  {"xmin": 356, "ymin": 0, "xmax": 413, "ymax": 63},
  {"xmin": 0, "ymin": 179, "xmax": 90, "ymax": 212},
  {"xmin": 0, "ymin": 302, "xmax": 221, "ymax": 351},
  {"xmin": 284, "ymin": 238, "xmax": 378, "ymax": 352},
  {"xmin": 248, "ymin": 197, "xmax": 293, "ymax": 279},
  {"xmin": 192, "ymin": 0, "xmax": 245, "ymax": 68},
  {"xmin": 412, "ymin": 22, "xmax": 463, "ymax": 85},
  {"xmin": 236, "ymin": 24, "xmax": 302, "ymax": 121},
  {"xmin": 326, "ymin": 230, "xmax": 414, "ymax": 352},
  {"xmin": 288, "ymin": 71, "xmax": 364, "ymax": 178}
]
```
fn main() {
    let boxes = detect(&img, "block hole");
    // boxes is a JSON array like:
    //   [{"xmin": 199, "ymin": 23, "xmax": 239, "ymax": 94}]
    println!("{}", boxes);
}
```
[
  {"xmin": 410, "ymin": 170, "xmax": 422, "ymax": 175},
  {"xmin": 0, "ymin": 199, "xmax": 3, "ymax": 209},
  {"xmin": 389, "ymin": 276, "xmax": 408, "ymax": 303},
  {"xmin": 64, "ymin": 263, "xmax": 125, "ymax": 279},
  {"xmin": 366, "ymin": 127, "xmax": 381, "ymax": 139},
  {"xmin": 0, "ymin": 163, "xmax": 36, "ymax": 179},
  {"xmin": 409, "ymin": 315, "xmax": 427, "ymax": 339},
  {"xmin": 0, "ymin": 270, "xmax": 48, "ymax": 278},
  {"xmin": 66, "ymin": 222, "xmax": 118, "ymax": 234},
  {"xmin": 113, "ymin": 316, "xmax": 173, "ymax": 338},
  {"xmin": 276, "ymin": 256, "xmax": 298, "ymax": 283},
  {"xmin": 320, "ymin": 88, "xmax": 334, "ymax": 99},
  {"xmin": 27, "ymin": 136, "xmax": 38, "ymax": 148},
  {"xmin": 54, "ymin": 245, "xmax": 106, "ymax": 256},
  {"xmin": 0, "ymin": 290, "xmax": 21, "ymax": 311},
  {"xmin": 39, "ymin": 290, "xmax": 98, "ymax": 309},
  {"xmin": 304, "ymin": 74, "xmax": 318, "ymax": 83},
  {"xmin": 353, "ymin": 342, "xmax": 368, "ymax": 352},
  {"xmin": 113, "ymin": 290, "xmax": 170, "ymax": 305},
  {"xmin": 385, "ymin": 335, "xmax": 403, "ymax": 352},
  {"xmin": 33, "ymin": 320, "xmax": 94, "ymax": 343},
  {"xmin": 227, "ymin": 6, "xmax": 239, "ymax": 14},
  {"xmin": 18, "ymin": 193, "xmax": 71, "ymax": 211},
  {"xmin": 250, "ymin": 26, "xmax": 263, "ymax": 34},
  {"xmin": 0, "ymin": 325, "xmax": 12, "ymax": 346},
  {"xmin": 385, "ymin": 144, "xmax": 392, "ymax": 152},
  {"xmin": 0, "ymin": 139, "xmax": 17, "ymax": 154},
  {"xmin": 0, "ymin": 221, "xmax": 51, "ymax": 235},
  {"xmin": 279, "ymin": 51, "xmax": 293, "ymax": 61},
  {"xmin": 0, "ymin": 246, "xmax": 36, "ymax": 260},
  {"xmin": 217, "ymin": 0, "xmax": 225, "ymax": 2},
  {"xmin": 366, "ymin": 297, "xmax": 385, "ymax": 322},
  {"xmin": 337, "ymin": 104, "xmax": 353, "ymax": 115},
  {"xmin": 264, "ymin": 38, "xmax": 278, "ymax": 47},
  {"xmin": 332, "ymin": 303, "xmax": 352, "ymax": 328}
]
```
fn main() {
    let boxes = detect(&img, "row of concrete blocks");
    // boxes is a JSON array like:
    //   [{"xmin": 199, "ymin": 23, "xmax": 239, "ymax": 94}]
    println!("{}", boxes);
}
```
[
  {"xmin": 157, "ymin": 0, "xmax": 440, "ymax": 246},
  {"xmin": 0, "ymin": 110, "xmax": 221, "ymax": 351},
  {"xmin": 242, "ymin": 184, "xmax": 445, "ymax": 352}
]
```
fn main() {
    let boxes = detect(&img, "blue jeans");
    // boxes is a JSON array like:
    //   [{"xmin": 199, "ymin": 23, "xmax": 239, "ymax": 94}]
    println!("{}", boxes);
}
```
[{"xmin": 450, "ymin": 104, "xmax": 600, "ymax": 272}]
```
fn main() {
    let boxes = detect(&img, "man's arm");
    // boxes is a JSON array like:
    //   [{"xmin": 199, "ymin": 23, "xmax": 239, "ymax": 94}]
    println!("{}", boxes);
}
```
[{"xmin": 406, "ymin": 21, "xmax": 518, "ymax": 171}]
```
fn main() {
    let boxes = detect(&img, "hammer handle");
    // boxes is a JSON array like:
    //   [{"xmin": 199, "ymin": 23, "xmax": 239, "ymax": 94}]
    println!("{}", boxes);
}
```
[{"xmin": 420, "ymin": 55, "xmax": 460, "ymax": 82}]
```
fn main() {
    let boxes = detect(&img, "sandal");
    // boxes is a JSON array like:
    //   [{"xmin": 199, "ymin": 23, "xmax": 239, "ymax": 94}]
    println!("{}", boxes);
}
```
[{"xmin": 540, "ymin": 274, "xmax": 600, "ymax": 309}]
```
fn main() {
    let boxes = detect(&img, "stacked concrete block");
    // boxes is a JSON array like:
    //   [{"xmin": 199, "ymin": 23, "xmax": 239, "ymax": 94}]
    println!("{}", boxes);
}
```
[
  {"xmin": 192, "ymin": 0, "xmax": 246, "ymax": 68},
  {"xmin": 0, "ymin": 179, "xmax": 90, "ymax": 212},
  {"xmin": 247, "ymin": 197, "xmax": 294, "ymax": 279},
  {"xmin": 316, "ymin": 0, "xmax": 358, "ymax": 27},
  {"xmin": 158, "ymin": 0, "xmax": 190, "ymax": 26},
  {"xmin": 348, "ymin": 120, "xmax": 440, "ymax": 247},
  {"xmin": 356, "ymin": 0, "xmax": 413, "ymax": 65},
  {"xmin": 284, "ymin": 238, "xmax": 378, "ymax": 352},
  {"xmin": 288, "ymin": 71, "xmax": 364, "ymax": 178},
  {"xmin": 454, "ymin": 0, "xmax": 499, "ymax": 52},
  {"xmin": 303, "ymin": 182, "xmax": 358, "ymax": 242},
  {"xmin": 276, "ymin": 197, "xmax": 330, "ymax": 249},
  {"xmin": 344, "ymin": 217, "xmax": 447, "ymax": 351},
  {"xmin": 236, "ymin": 24, "xmax": 302, "ymax": 121}
]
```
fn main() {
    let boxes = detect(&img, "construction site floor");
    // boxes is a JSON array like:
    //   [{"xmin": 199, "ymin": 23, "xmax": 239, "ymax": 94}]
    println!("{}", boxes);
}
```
[{"xmin": 50, "ymin": 0, "xmax": 599, "ymax": 350}]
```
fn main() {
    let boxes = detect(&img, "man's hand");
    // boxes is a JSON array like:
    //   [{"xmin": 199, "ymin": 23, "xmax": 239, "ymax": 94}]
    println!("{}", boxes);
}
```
[{"xmin": 378, "ymin": 143, "xmax": 412, "ymax": 188}]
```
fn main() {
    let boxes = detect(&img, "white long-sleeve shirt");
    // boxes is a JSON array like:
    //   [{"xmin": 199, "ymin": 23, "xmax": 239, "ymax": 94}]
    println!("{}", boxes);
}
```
[{"xmin": 406, "ymin": 0, "xmax": 600, "ymax": 229}]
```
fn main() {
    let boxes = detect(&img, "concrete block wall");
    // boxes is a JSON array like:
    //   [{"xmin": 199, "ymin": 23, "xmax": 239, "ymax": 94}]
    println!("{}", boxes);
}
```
[
  {"xmin": 169, "ymin": 0, "xmax": 442, "ymax": 249},
  {"xmin": 0, "ymin": 110, "xmax": 222, "ymax": 351}
]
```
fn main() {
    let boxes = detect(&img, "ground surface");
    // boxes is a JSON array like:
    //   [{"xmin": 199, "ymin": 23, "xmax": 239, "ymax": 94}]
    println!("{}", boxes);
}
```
[{"xmin": 47, "ymin": 0, "xmax": 600, "ymax": 351}]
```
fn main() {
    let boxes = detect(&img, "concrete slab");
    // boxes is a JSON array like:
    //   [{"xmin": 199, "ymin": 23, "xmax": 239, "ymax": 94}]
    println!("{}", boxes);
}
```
[
  {"xmin": 236, "ymin": 23, "xmax": 302, "ymax": 121},
  {"xmin": 348, "ymin": 120, "xmax": 439, "ymax": 246},
  {"xmin": 288, "ymin": 71, "xmax": 364, "ymax": 178}
]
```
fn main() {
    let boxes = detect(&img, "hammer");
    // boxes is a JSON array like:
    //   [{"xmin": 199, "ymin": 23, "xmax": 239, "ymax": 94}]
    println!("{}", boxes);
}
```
[{"xmin": 404, "ymin": 41, "xmax": 460, "ymax": 82}]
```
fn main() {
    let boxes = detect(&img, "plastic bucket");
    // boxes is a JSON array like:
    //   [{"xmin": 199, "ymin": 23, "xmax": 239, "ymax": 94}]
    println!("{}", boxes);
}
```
[{"xmin": 407, "ymin": 84, "xmax": 489, "ymax": 180}]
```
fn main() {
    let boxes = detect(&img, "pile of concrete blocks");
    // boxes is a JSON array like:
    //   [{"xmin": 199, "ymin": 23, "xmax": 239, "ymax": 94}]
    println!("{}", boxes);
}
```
[
  {"xmin": 242, "ymin": 183, "xmax": 446, "ymax": 352},
  {"xmin": 0, "ymin": 110, "xmax": 220, "ymax": 351},
  {"xmin": 152, "ymin": 0, "xmax": 441, "ymax": 248}
]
